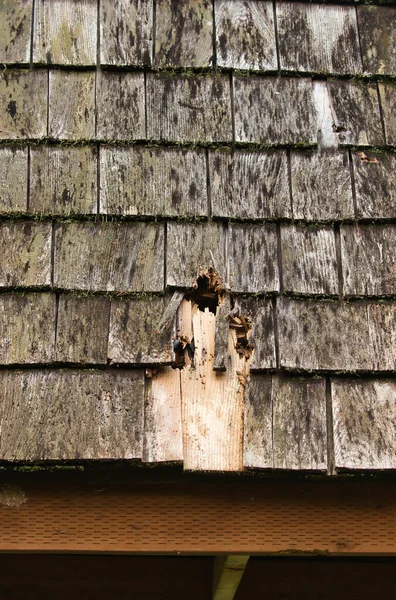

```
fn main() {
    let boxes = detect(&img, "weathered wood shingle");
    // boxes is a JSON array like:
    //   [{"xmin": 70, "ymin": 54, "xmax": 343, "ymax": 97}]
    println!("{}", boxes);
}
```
[
  {"xmin": 357, "ymin": 6, "xmax": 396, "ymax": 76},
  {"xmin": 49, "ymin": 71, "xmax": 95, "ymax": 140},
  {"xmin": 0, "ymin": 0, "xmax": 32, "ymax": 63},
  {"xmin": 238, "ymin": 297, "xmax": 276, "ymax": 370},
  {"xmin": 0, "ymin": 147, "xmax": 27, "ymax": 213},
  {"xmin": 353, "ymin": 152, "xmax": 396, "ymax": 219},
  {"xmin": 0, "ymin": 70, "xmax": 47, "ymax": 139},
  {"xmin": 379, "ymin": 83, "xmax": 396, "ymax": 146},
  {"xmin": 243, "ymin": 374, "xmax": 273, "ymax": 469}
]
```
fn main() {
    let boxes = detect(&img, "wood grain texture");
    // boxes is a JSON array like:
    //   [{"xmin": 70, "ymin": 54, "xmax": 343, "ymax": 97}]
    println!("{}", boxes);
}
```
[
  {"xmin": 96, "ymin": 72, "xmax": 145, "ymax": 141},
  {"xmin": 332, "ymin": 378, "xmax": 396, "ymax": 470},
  {"xmin": 0, "ymin": 292, "xmax": 55, "ymax": 364},
  {"xmin": 378, "ymin": 83, "xmax": 396, "ymax": 146},
  {"xmin": 273, "ymin": 375, "xmax": 327, "ymax": 470},
  {"xmin": 353, "ymin": 151, "xmax": 396, "ymax": 219},
  {"xmin": 56, "ymin": 295, "xmax": 110, "ymax": 364},
  {"xmin": 144, "ymin": 367, "xmax": 183, "ymax": 463},
  {"xmin": 312, "ymin": 81, "xmax": 339, "ymax": 150},
  {"xmin": 0, "ymin": 370, "xmax": 144, "ymax": 460},
  {"xmin": 243, "ymin": 374, "xmax": 273, "ymax": 468},
  {"xmin": 291, "ymin": 150, "xmax": 354, "ymax": 221},
  {"xmin": 357, "ymin": 6, "xmax": 396, "ymax": 76},
  {"xmin": 100, "ymin": 0, "xmax": 153, "ymax": 67},
  {"xmin": 238, "ymin": 297, "xmax": 276, "ymax": 370},
  {"xmin": 29, "ymin": 146, "xmax": 97, "ymax": 215},
  {"xmin": 233, "ymin": 76, "xmax": 316, "ymax": 145},
  {"xmin": 33, "ymin": 0, "xmax": 97, "ymax": 65},
  {"xmin": 278, "ymin": 297, "xmax": 396, "ymax": 372},
  {"xmin": 277, "ymin": 3, "xmax": 362, "ymax": 75},
  {"xmin": 108, "ymin": 297, "xmax": 175, "ymax": 365},
  {"xmin": 0, "ymin": 222, "xmax": 52, "ymax": 287},
  {"xmin": 209, "ymin": 149, "xmax": 291, "ymax": 219},
  {"xmin": 166, "ymin": 222, "xmax": 225, "ymax": 288},
  {"xmin": 154, "ymin": 0, "xmax": 213, "ymax": 68},
  {"xmin": 147, "ymin": 74, "xmax": 232, "ymax": 143},
  {"xmin": 0, "ymin": 0, "xmax": 32, "ymax": 63},
  {"xmin": 0, "ymin": 70, "xmax": 47, "ymax": 139},
  {"xmin": 49, "ymin": 71, "xmax": 95, "ymax": 140},
  {"xmin": 214, "ymin": 295, "xmax": 231, "ymax": 371},
  {"xmin": 0, "ymin": 147, "xmax": 27, "ymax": 213},
  {"xmin": 100, "ymin": 146, "xmax": 207, "ymax": 217},
  {"xmin": 54, "ymin": 222, "xmax": 164, "ymax": 292},
  {"xmin": 328, "ymin": 80, "xmax": 384, "ymax": 146},
  {"xmin": 228, "ymin": 223, "xmax": 279, "ymax": 293},
  {"xmin": 215, "ymin": 0, "xmax": 277, "ymax": 71},
  {"xmin": 281, "ymin": 224, "xmax": 338, "ymax": 295},
  {"xmin": 341, "ymin": 224, "xmax": 396, "ymax": 296}
]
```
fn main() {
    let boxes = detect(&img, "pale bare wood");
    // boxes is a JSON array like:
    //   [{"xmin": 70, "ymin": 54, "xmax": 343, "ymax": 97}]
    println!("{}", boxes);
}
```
[
  {"xmin": 243, "ymin": 374, "xmax": 273, "ymax": 469},
  {"xmin": 353, "ymin": 151, "xmax": 396, "ymax": 219},
  {"xmin": 0, "ymin": 70, "xmax": 47, "ymax": 139},
  {"xmin": 0, "ymin": 147, "xmax": 27, "ymax": 213},
  {"xmin": 0, "ymin": 0, "xmax": 32, "ymax": 63},
  {"xmin": 378, "ymin": 83, "xmax": 396, "ymax": 146},
  {"xmin": 49, "ymin": 71, "xmax": 95, "ymax": 140},
  {"xmin": 143, "ymin": 367, "xmax": 183, "ymax": 463},
  {"xmin": 358, "ymin": 6, "xmax": 396, "ymax": 76},
  {"xmin": 213, "ymin": 555, "xmax": 250, "ymax": 600},
  {"xmin": 312, "ymin": 81, "xmax": 340, "ymax": 150},
  {"xmin": 215, "ymin": 0, "xmax": 276, "ymax": 71}
]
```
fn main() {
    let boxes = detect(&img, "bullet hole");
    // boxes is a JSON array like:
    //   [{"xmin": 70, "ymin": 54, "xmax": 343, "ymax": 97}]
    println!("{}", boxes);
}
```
[
  {"xmin": 332, "ymin": 123, "xmax": 347, "ymax": 133},
  {"xmin": 185, "ymin": 267, "xmax": 223, "ymax": 314}
]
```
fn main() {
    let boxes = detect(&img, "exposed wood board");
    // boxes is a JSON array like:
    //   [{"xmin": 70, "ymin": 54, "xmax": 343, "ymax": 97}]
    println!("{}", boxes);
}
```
[
  {"xmin": 327, "ymin": 80, "xmax": 384, "ymax": 146},
  {"xmin": 147, "ymin": 74, "xmax": 233, "ymax": 143},
  {"xmin": 357, "ymin": 6, "xmax": 396, "ymax": 76},
  {"xmin": 29, "ymin": 146, "xmax": 97, "ymax": 215},
  {"xmin": 312, "ymin": 81, "xmax": 339, "ymax": 150},
  {"xmin": 33, "ymin": 0, "xmax": 97, "ymax": 65},
  {"xmin": 273, "ymin": 375, "xmax": 327, "ymax": 471},
  {"xmin": 0, "ymin": 370, "xmax": 144, "ymax": 460},
  {"xmin": 96, "ymin": 72, "xmax": 145, "ymax": 141},
  {"xmin": 0, "ymin": 0, "xmax": 32, "ymax": 63},
  {"xmin": 332, "ymin": 378, "xmax": 396, "ymax": 470},
  {"xmin": 209, "ymin": 149, "xmax": 291, "ymax": 220},
  {"xmin": 54, "ymin": 222, "xmax": 164, "ymax": 292},
  {"xmin": 215, "ymin": 0, "xmax": 277, "ymax": 71},
  {"xmin": 166, "ymin": 222, "xmax": 225, "ymax": 288},
  {"xmin": 228, "ymin": 223, "xmax": 279, "ymax": 293},
  {"xmin": 238, "ymin": 297, "xmax": 276, "ymax": 371},
  {"xmin": 213, "ymin": 555, "xmax": 249, "ymax": 600},
  {"xmin": 278, "ymin": 297, "xmax": 396, "ymax": 372},
  {"xmin": 56, "ymin": 295, "xmax": 110, "ymax": 365},
  {"xmin": 291, "ymin": 150, "xmax": 354, "ymax": 221},
  {"xmin": 49, "ymin": 70, "xmax": 95, "ymax": 140},
  {"xmin": 108, "ymin": 297, "xmax": 175, "ymax": 365},
  {"xmin": 0, "ymin": 292, "xmax": 55, "ymax": 364},
  {"xmin": 277, "ymin": 3, "xmax": 362, "ymax": 75},
  {"xmin": 378, "ymin": 83, "xmax": 396, "ymax": 146},
  {"xmin": 341, "ymin": 224, "xmax": 396, "ymax": 296},
  {"xmin": 0, "ymin": 147, "xmax": 28, "ymax": 213},
  {"xmin": 100, "ymin": 0, "xmax": 153, "ymax": 67},
  {"xmin": 243, "ymin": 374, "xmax": 273, "ymax": 469},
  {"xmin": 280, "ymin": 224, "xmax": 338, "ymax": 295},
  {"xmin": 143, "ymin": 367, "xmax": 183, "ymax": 463},
  {"xmin": 0, "ymin": 70, "xmax": 47, "ymax": 139},
  {"xmin": 100, "ymin": 146, "xmax": 207, "ymax": 217},
  {"xmin": 214, "ymin": 295, "xmax": 231, "ymax": 372},
  {"xmin": 154, "ymin": 0, "xmax": 213, "ymax": 68},
  {"xmin": 0, "ymin": 222, "xmax": 52, "ymax": 287},
  {"xmin": 233, "ymin": 75, "xmax": 316, "ymax": 145},
  {"xmin": 353, "ymin": 151, "xmax": 396, "ymax": 219}
]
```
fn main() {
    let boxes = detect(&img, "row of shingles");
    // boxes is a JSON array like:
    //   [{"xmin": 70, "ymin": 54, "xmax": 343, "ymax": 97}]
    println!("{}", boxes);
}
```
[{"xmin": 1, "ymin": 1, "xmax": 396, "ymax": 77}]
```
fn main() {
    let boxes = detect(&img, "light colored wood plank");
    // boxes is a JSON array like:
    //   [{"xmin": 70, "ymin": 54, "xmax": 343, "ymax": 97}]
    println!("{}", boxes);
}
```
[
  {"xmin": 341, "ymin": 224, "xmax": 396, "ymax": 296},
  {"xmin": 238, "ymin": 297, "xmax": 276, "ymax": 370},
  {"xmin": 143, "ymin": 367, "xmax": 183, "ymax": 463},
  {"xmin": 213, "ymin": 555, "xmax": 249, "ymax": 600},
  {"xmin": 281, "ymin": 224, "xmax": 338, "ymax": 295},
  {"xmin": 0, "ymin": 0, "xmax": 32, "ymax": 63},
  {"xmin": 30, "ymin": 145, "xmax": 97, "ymax": 215},
  {"xmin": 243, "ymin": 374, "xmax": 272, "ymax": 469},
  {"xmin": 147, "ymin": 74, "xmax": 233, "ymax": 143},
  {"xmin": 277, "ymin": 3, "xmax": 362, "ymax": 75},
  {"xmin": 353, "ymin": 151, "xmax": 396, "ymax": 219},
  {"xmin": 379, "ymin": 83, "xmax": 396, "ymax": 146},
  {"xmin": 97, "ymin": 72, "xmax": 145, "ymax": 141},
  {"xmin": 358, "ymin": 6, "xmax": 396, "ymax": 76},
  {"xmin": 332, "ymin": 378, "xmax": 396, "ymax": 470},
  {"xmin": 49, "ymin": 70, "xmax": 95, "ymax": 140},
  {"xmin": 0, "ymin": 147, "xmax": 27, "ymax": 213},
  {"xmin": 155, "ymin": 0, "xmax": 213, "ymax": 68},
  {"xmin": 56, "ymin": 295, "xmax": 110, "ymax": 364},
  {"xmin": 0, "ymin": 222, "xmax": 52, "ymax": 287},
  {"xmin": 291, "ymin": 150, "xmax": 354, "ymax": 221},
  {"xmin": 100, "ymin": 0, "xmax": 153, "ymax": 67},
  {"xmin": 0, "ymin": 370, "xmax": 144, "ymax": 460},
  {"xmin": 0, "ymin": 292, "xmax": 55, "ymax": 364},
  {"xmin": 234, "ymin": 75, "xmax": 316, "ymax": 145},
  {"xmin": 33, "ymin": 0, "xmax": 97, "ymax": 65},
  {"xmin": 100, "ymin": 146, "xmax": 207, "ymax": 217},
  {"xmin": 54, "ymin": 222, "xmax": 164, "ymax": 292},
  {"xmin": 312, "ymin": 81, "xmax": 339, "ymax": 150},
  {"xmin": 273, "ymin": 375, "xmax": 327, "ymax": 470},
  {"xmin": 215, "ymin": 0, "xmax": 276, "ymax": 71},
  {"xmin": 209, "ymin": 149, "xmax": 291, "ymax": 219},
  {"xmin": 0, "ymin": 70, "xmax": 47, "ymax": 139}
]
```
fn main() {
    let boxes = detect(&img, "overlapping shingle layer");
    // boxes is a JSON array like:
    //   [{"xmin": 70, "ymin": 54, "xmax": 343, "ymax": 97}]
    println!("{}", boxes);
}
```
[{"xmin": 0, "ymin": 0, "xmax": 396, "ymax": 472}]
